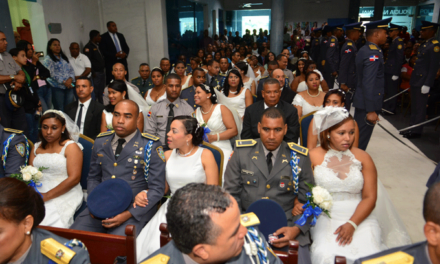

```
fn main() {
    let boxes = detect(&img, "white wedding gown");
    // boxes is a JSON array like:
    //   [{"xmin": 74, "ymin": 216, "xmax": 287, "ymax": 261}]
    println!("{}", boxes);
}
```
[
  {"xmin": 310, "ymin": 149, "xmax": 411, "ymax": 264},
  {"xmin": 136, "ymin": 147, "xmax": 207, "ymax": 262},
  {"xmin": 34, "ymin": 141, "xmax": 83, "ymax": 228},
  {"xmin": 196, "ymin": 104, "xmax": 233, "ymax": 186}
]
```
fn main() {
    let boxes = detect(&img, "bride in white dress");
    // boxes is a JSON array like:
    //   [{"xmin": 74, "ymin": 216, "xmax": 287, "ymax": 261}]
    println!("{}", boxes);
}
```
[
  {"xmin": 305, "ymin": 107, "xmax": 411, "ymax": 264},
  {"xmin": 29, "ymin": 110, "xmax": 83, "ymax": 228},
  {"xmin": 194, "ymin": 84, "xmax": 238, "ymax": 185},
  {"xmin": 235, "ymin": 61, "xmax": 256, "ymax": 95},
  {"xmin": 174, "ymin": 61, "xmax": 193, "ymax": 90},
  {"xmin": 135, "ymin": 116, "xmax": 219, "ymax": 262},
  {"xmin": 293, "ymin": 71, "xmax": 325, "ymax": 118}
]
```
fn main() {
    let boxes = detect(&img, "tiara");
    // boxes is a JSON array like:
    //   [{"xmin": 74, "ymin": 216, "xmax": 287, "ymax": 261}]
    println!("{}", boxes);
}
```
[{"xmin": 43, "ymin": 109, "xmax": 65, "ymax": 119}]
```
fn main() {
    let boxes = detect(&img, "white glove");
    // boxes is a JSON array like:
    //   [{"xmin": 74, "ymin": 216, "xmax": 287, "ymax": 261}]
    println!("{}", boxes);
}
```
[
  {"xmin": 421, "ymin": 85, "xmax": 430, "ymax": 94},
  {"xmin": 392, "ymin": 75, "xmax": 399, "ymax": 81}
]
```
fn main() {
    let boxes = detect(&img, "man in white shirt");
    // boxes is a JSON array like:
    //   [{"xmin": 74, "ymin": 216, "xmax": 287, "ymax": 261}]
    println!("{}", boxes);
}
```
[
  {"xmin": 102, "ymin": 63, "xmax": 139, "ymax": 105},
  {"xmin": 69, "ymin": 42, "xmax": 92, "ymax": 79}
]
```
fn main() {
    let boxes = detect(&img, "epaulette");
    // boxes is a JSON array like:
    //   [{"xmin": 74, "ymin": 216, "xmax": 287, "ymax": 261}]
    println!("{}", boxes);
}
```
[
  {"xmin": 398, "ymin": 38, "xmax": 403, "ymax": 41},
  {"xmin": 236, "ymin": 139, "xmax": 257, "ymax": 148},
  {"xmin": 142, "ymin": 133, "xmax": 159, "ymax": 141},
  {"xmin": 172, "ymin": 63, "xmax": 175, "ymax": 67},
  {"xmin": 331, "ymin": 38, "xmax": 336, "ymax": 42},
  {"xmin": 131, "ymin": 77, "xmax": 139, "ymax": 81},
  {"xmin": 260, "ymin": 75, "xmax": 269, "ymax": 79},
  {"xmin": 287, "ymin": 142, "xmax": 308, "ymax": 156},
  {"xmin": 369, "ymin": 44, "xmax": 378, "ymax": 50},
  {"xmin": 432, "ymin": 40, "xmax": 439, "ymax": 44},
  {"xmin": 140, "ymin": 253, "xmax": 170, "ymax": 264},
  {"xmin": 347, "ymin": 42, "xmax": 353, "ymax": 46},
  {"xmin": 4, "ymin": 128, "xmax": 23, "ymax": 134},
  {"xmin": 97, "ymin": 131, "xmax": 114, "ymax": 138},
  {"xmin": 362, "ymin": 251, "xmax": 414, "ymax": 264},
  {"xmin": 41, "ymin": 238, "xmax": 76, "ymax": 264},
  {"xmin": 240, "ymin": 212, "xmax": 260, "ymax": 227}
]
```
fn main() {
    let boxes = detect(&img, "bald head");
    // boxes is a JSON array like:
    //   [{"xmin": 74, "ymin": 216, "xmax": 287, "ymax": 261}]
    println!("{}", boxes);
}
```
[{"xmin": 271, "ymin": 69, "xmax": 285, "ymax": 88}]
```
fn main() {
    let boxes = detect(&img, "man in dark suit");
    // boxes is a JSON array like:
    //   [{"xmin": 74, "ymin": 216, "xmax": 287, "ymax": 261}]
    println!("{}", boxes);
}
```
[
  {"xmin": 242, "ymin": 77, "xmax": 299, "ymax": 142},
  {"xmin": 257, "ymin": 66, "xmax": 296, "ymax": 104},
  {"xmin": 100, "ymin": 21, "xmax": 130, "ymax": 84},
  {"xmin": 257, "ymin": 46, "xmax": 268, "ymax": 66},
  {"xmin": 65, "ymin": 77, "xmax": 104, "ymax": 139},
  {"xmin": 180, "ymin": 68, "xmax": 205, "ymax": 110}
]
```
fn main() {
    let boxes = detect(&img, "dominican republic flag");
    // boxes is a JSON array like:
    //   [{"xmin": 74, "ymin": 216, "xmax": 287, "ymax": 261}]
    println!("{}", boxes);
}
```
[
  {"xmin": 369, "ymin": 55, "xmax": 379, "ymax": 61},
  {"xmin": 344, "ymin": 49, "xmax": 351, "ymax": 53}
]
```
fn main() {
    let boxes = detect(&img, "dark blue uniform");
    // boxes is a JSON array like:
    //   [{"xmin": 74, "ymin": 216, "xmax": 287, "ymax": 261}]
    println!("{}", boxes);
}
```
[
  {"xmin": 324, "ymin": 35, "xmax": 340, "ymax": 89},
  {"xmin": 310, "ymin": 37, "xmax": 321, "ymax": 63},
  {"xmin": 383, "ymin": 36, "xmax": 405, "ymax": 113},
  {"xmin": 356, "ymin": 36, "xmax": 366, "ymax": 50},
  {"xmin": 179, "ymin": 85, "xmax": 198, "ymax": 110},
  {"xmin": 0, "ymin": 125, "xmax": 28, "ymax": 178},
  {"xmin": 319, "ymin": 36, "xmax": 329, "ymax": 72},
  {"xmin": 338, "ymin": 38, "xmax": 358, "ymax": 111}
]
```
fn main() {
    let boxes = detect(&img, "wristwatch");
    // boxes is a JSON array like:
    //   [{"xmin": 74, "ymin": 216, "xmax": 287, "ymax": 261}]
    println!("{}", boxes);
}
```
[{"xmin": 10, "ymin": 75, "xmax": 15, "ymax": 80}]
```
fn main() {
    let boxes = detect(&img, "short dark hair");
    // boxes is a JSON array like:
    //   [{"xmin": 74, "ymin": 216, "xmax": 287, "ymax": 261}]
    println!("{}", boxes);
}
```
[
  {"xmin": 106, "ymin": 21, "xmax": 115, "ymax": 27},
  {"xmin": 276, "ymin": 54, "xmax": 287, "ymax": 62},
  {"xmin": 8, "ymin": 48, "xmax": 25, "ymax": 57},
  {"xmin": 166, "ymin": 183, "xmax": 232, "ymax": 254},
  {"xmin": 151, "ymin": 67, "xmax": 164, "ymax": 77},
  {"xmin": 171, "ymin": 116, "xmax": 204, "ymax": 146},
  {"xmin": 69, "ymin": 42, "xmax": 79, "ymax": 48},
  {"xmin": 424, "ymin": 182, "xmax": 440, "ymax": 225},
  {"xmin": 89, "ymin": 30, "xmax": 100, "ymax": 40},
  {"xmin": 192, "ymin": 67, "xmax": 205, "ymax": 76},
  {"xmin": 233, "ymin": 51, "xmax": 240, "ymax": 57},
  {"xmin": 39, "ymin": 111, "xmax": 72, "ymax": 149},
  {"xmin": 260, "ymin": 107, "xmax": 286, "ymax": 124},
  {"xmin": 139, "ymin": 63, "xmax": 149, "ymax": 68},
  {"xmin": 258, "ymin": 46, "xmax": 266, "ymax": 55},
  {"xmin": 366, "ymin": 28, "xmax": 385, "ymax": 38},
  {"xmin": 160, "ymin": 58, "xmax": 170, "ymax": 63},
  {"xmin": 263, "ymin": 77, "xmax": 281, "ymax": 90},
  {"xmin": 207, "ymin": 59, "xmax": 218, "ymax": 67},
  {"xmin": 115, "ymin": 99, "xmax": 139, "ymax": 119},
  {"xmin": 76, "ymin": 76, "xmax": 92, "ymax": 86},
  {"xmin": 175, "ymin": 60, "xmax": 185, "ymax": 68},
  {"xmin": 268, "ymin": 60, "xmax": 279, "ymax": 67},
  {"xmin": 165, "ymin": 73, "xmax": 181, "ymax": 84},
  {"xmin": 0, "ymin": 178, "xmax": 45, "ymax": 232}
]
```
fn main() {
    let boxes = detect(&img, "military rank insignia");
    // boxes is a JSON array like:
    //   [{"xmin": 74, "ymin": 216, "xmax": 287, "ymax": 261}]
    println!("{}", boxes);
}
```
[
  {"xmin": 156, "ymin": 146, "xmax": 165, "ymax": 162},
  {"xmin": 435, "ymin": 46, "xmax": 440, "ymax": 53},
  {"xmin": 16, "ymin": 143, "xmax": 25, "ymax": 157},
  {"xmin": 398, "ymin": 44, "xmax": 403, "ymax": 49},
  {"xmin": 147, "ymin": 111, "xmax": 152, "ymax": 118}
]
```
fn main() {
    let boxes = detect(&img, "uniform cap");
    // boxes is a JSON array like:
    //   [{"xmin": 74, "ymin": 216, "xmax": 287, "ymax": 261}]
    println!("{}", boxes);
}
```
[
  {"xmin": 389, "ymin": 23, "xmax": 403, "ymax": 31},
  {"xmin": 313, "ymin": 27, "xmax": 323, "ymax": 33},
  {"xmin": 344, "ymin": 22, "xmax": 362, "ymax": 31},
  {"xmin": 365, "ymin": 18, "xmax": 392, "ymax": 30},
  {"xmin": 421, "ymin": 21, "xmax": 440, "ymax": 30},
  {"xmin": 246, "ymin": 199, "xmax": 287, "ymax": 242},
  {"xmin": 330, "ymin": 24, "xmax": 344, "ymax": 31}
]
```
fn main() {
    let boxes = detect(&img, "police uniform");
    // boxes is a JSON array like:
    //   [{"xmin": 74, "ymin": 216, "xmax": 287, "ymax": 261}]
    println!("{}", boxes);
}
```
[
  {"xmin": 310, "ymin": 28, "xmax": 322, "ymax": 64},
  {"xmin": 405, "ymin": 21, "xmax": 440, "ymax": 138},
  {"xmin": 22, "ymin": 228, "xmax": 90, "ymax": 264},
  {"xmin": 70, "ymin": 130, "xmax": 166, "ymax": 236},
  {"xmin": 354, "ymin": 241, "xmax": 430, "ymax": 264},
  {"xmin": 319, "ymin": 29, "xmax": 329, "ymax": 73},
  {"xmin": 138, "ymin": 213, "xmax": 283, "ymax": 264},
  {"xmin": 0, "ymin": 125, "xmax": 28, "ymax": 178},
  {"xmin": 353, "ymin": 18, "xmax": 391, "ymax": 151},
  {"xmin": 324, "ymin": 25, "xmax": 343, "ymax": 89},
  {"xmin": 224, "ymin": 139, "xmax": 314, "ymax": 264},
  {"xmin": 339, "ymin": 22, "xmax": 362, "ymax": 112},
  {"xmin": 180, "ymin": 85, "xmax": 198, "ymax": 110},
  {"xmin": 132, "ymin": 76, "xmax": 154, "ymax": 97},
  {"xmin": 383, "ymin": 24, "xmax": 405, "ymax": 113},
  {"xmin": 356, "ymin": 34, "xmax": 367, "ymax": 50},
  {"xmin": 144, "ymin": 98, "xmax": 194, "ymax": 145},
  {"xmin": 206, "ymin": 74, "xmax": 224, "ymax": 90},
  {"xmin": 84, "ymin": 41, "xmax": 106, "ymax": 104}
]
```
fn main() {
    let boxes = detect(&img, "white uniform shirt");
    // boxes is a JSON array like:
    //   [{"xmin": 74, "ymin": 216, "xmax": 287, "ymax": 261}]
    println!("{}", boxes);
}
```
[{"xmin": 68, "ymin": 53, "xmax": 91, "ymax": 77}]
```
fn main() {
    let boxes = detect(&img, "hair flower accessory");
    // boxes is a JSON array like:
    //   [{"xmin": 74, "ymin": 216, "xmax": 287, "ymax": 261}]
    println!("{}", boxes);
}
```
[{"xmin": 312, "ymin": 106, "xmax": 349, "ymax": 135}]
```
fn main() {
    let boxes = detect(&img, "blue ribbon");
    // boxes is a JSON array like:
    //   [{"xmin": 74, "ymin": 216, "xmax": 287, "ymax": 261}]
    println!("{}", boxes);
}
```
[
  {"xmin": 143, "ymin": 140, "xmax": 154, "ymax": 183},
  {"xmin": 28, "ymin": 180, "xmax": 43, "ymax": 198},
  {"xmin": 294, "ymin": 200, "xmax": 323, "ymax": 226},
  {"xmin": 290, "ymin": 150, "xmax": 299, "ymax": 194},
  {"xmin": 202, "ymin": 126, "xmax": 211, "ymax": 142}
]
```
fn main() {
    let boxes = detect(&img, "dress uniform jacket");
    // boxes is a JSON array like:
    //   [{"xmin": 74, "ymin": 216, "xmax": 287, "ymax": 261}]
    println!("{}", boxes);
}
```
[
  {"xmin": 206, "ymin": 74, "xmax": 224, "ymax": 90},
  {"xmin": 83, "ymin": 41, "xmax": 105, "ymax": 73},
  {"xmin": 131, "ymin": 76, "xmax": 154, "ymax": 97},
  {"xmin": 319, "ymin": 36, "xmax": 329, "ymax": 70},
  {"xmin": 71, "ymin": 130, "xmax": 165, "ymax": 236},
  {"xmin": 310, "ymin": 37, "xmax": 321, "ymax": 63},
  {"xmin": 180, "ymin": 85, "xmax": 198, "ymax": 110},
  {"xmin": 410, "ymin": 37, "xmax": 440, "ymax": 88},
  {"xmin": 384, "ymin": 37, "xmax": 405, "ymax": 76},
  {"xmin": 23, "ymin": 228, "xmax": 90, "ymax": 264},
  {"xmin": 0, "ymin": 125, "xmax": 27, "ymax": 178},
  {"xmin": 354, "ymin": 241, "xmax": 430, "ymax": 264},
  {"xmin": 353, "ymin": 41, "xmax": 385, "ymax": 112},
  {"xmin": 224, "ymin": 139, "xmax": 315, "ymax": 246},
  {"xmin": 325, "ymin": 36, "xmax": 340, "ymax": 75},
  {"xmin": 338, "ymin": 38, "xmax": 358, "ymax": 89},
  {"xmin": 356, "ymin": 36, "xmax": 366, "ymax": 50}
]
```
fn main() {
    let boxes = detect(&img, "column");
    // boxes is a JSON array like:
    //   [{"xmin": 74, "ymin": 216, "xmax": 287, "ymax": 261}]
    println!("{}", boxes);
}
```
[
  {"xmin": 373, "ymin": 0, "xmax": 385, "ymax": 21},
  {"xmin": 0, "ymin": 0, "xmax": 15, "ymax": 50},
  {"xmin": 145, "ymin": 0, "xmax": 169, "ymax": 66},
  {"xmin": 270, "ymin": 0, "xmax": 284, "ymax": 55}
]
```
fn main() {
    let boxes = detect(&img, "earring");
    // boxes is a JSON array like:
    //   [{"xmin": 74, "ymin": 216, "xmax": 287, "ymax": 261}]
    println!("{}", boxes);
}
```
[
  {"xmin": 187, "ymin": 141, "xmax": 189, "ymax": 146},
  {"xmin": 327, "ymin": 135, "xmax": 330, "ymax": 139},
  {"xmin": 123, "ymin": 96, "xmax": 125, "ymax": 99},
  {"xmin": 62, "ymin": 131, "xmax": 65, "ymax": 134},
  {"xmin": 26, "ymin": 231, "xmax": 30, "ymax": 235},
  {"xmin": 207, "ymin": 96, "xmax": 210, "ymax": 99}
]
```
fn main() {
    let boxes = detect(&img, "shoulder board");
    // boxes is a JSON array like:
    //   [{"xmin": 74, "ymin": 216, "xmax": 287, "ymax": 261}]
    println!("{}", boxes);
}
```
[
  {"xmin": 362, "ymin": 251, "xmax": 414, "ymax": 264},
  {"xmin": 369, "ymin": 44, "xmax": 378, "ymax": 50},
  {"xmin": 347, "ymin": 42, "xmax": 353, "ymax": 46},
  {"xmin": 260, "ymin": 75, "xmax": 269, "ymax": 79},
  {"xmin": 236, "ymin": 139, "xmax": 257, "ymax": 148},
  {"xmin": 140, "ymin": 253, "xmax": 170, "ymax": 264},
  {"xmin": 4, "ymin": 128, "xmax": 23, "ymax": 134},
  {"xmin": 97, "ymin": 131, "xmax": 115, "ymax": 138},
  {"xmin": 240, "ymin": 212, "xmax": 260, "ymax": 227},
  {"xmin": 331, "ymin": 38, "xmax": 335, "ymax": 42},
  {"xmin": 131, "ymin": 77, "xmax": 139, "ymax": 81},
  {"xmin": 432, "ymin": 40, "xmax": 439, "ymax": 44},
  {"xmin": 398, "ymin": 38, "xmax": 403, "ymax": 41},
  {"xmin": 287, "ymin": 142, "xmax": 309, "ymax": 156},
  {"xmin": 41, "ymin": 238, "xmax": 76, "ymax": 264},
  {"xmin": 142, "ymin": 133, "xmax": 159, "ymax": 141}
]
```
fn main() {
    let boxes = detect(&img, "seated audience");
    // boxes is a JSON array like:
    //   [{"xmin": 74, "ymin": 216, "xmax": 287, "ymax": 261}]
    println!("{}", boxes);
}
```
[
  {"xmin": 256, "ymin": 61, "xmax": 291, "ymax": 101},
  {"xmin": 135, "ymin": 116, "xmax": 219, "ymax": 260},
  {"xmin": 225, "ymin": 107, "xmax": 314, "ymax": 263},
  {"xmin": 242, "ymin": 77, "xmax": 299, "ymax": 141},
  {"xmin": 180, "ymin": 67, "xmax": 206, "ymax": 110},
  {"xmin": 65, "ymin": 76, "xmax": 105, "ymax": 139},
  {"xmin": 235, "ymin": 61, "xmax": 256, "ymax": 95},
  {"xmin": 71, "ymin": 100, "xmax": 166, "ymax": 236},
  {"xmin": 249, "ymin": 55, "xmax": 265, "ymax": 84},
  {"xmin": 307, "ymin": 89, "xmax": 359, "ymax": 149},
  {"xmin": 264, "ymin": 51, "xmax": 276, "ymax": 70},
  {"xmin": 145, "ymin": 74, "xmax": 194, "ymax": 147},
  {"xmin": 174, "ymin": 61, "xmax": 193, "ymax": 90},
  {"xmin": 276, "ymin": 54, "xmax": 294, "ymax": 85},
  {"xmin": 102, "ymin": 63, "xmax": 140, "ymax": 106},
  {"xmin": 400, "ymin": 54, "xmax": 416, "ymax": 91},
  {"xmin": 205, "ymin": 59, "xmax": 223, "ymax": 88},
  {"xmin": 219, "ymin": 57, "xmax": 229, "ymax": 77},
  {"xmin": 189, "ymin": 57, "xmax": 202, "ymax": 75},
  {"xmin": 30, "ymin": 110, "xmax": 83, "ymax": 228},
  {"xmin": 160, "ymin": 58, "xmax": 172, "ymax": 77},
  {"xmin": 131, "ymin": 63, "xmax": 154, "ymax": 97},
  {"xmin": 194, "ymin": 84, "xmax": 238, "ymax": 182},
  {"xmin": 290, "ymin": 58, "xmax": 307, "ymax": 92},
  {"xmin": 138, "ymin": 183, "xmax": 282, "ymax": 263},
  {"xmin": 0, "ymin": 177, "xmax": 90, "ymax": 263},
  {"xmin": 303, "ymin": 60, "xmax": 329, "ymax": 91},
  {"xmin": 144, "ymin": 68, "xmax": 167, "ymax": 108},
  {"xmin": 101, "ymin": 80, "xmax": 144, "ymax": 132},
  {"xmin": 293, "ymin": 71, "xmax": 325, "ymax": 118}
]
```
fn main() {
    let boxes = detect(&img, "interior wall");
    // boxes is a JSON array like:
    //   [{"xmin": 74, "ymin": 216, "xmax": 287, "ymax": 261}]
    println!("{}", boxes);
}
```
[
  {"xmin": 196, "ymin": 0, "xmax": 224, "ymax": 36},
  {"xmin": 284, "ymin": 0, "xmax": 350, "ymax": 23}
]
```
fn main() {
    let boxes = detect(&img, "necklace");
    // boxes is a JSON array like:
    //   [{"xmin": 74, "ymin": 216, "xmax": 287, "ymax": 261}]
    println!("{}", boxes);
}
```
[
  {"xmin": 177, "ymin": 146, "xmax": 195, "ymax": 157},
  {"xmin": 201, "ymin": 104, "xmax": 214, "ymax": 115},
  {"xmin": 229, "ymin": 89, "xmax": 238, "ymax": 94},
  {"xmin": 307, "ymin": 89, "xmax": 320, "ymax": 98}
]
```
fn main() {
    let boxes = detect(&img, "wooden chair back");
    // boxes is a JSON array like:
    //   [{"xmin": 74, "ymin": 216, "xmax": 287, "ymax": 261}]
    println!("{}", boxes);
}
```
[{"xmin": 39, "ymin": 225, "xmax": 136, "ymax": 264}]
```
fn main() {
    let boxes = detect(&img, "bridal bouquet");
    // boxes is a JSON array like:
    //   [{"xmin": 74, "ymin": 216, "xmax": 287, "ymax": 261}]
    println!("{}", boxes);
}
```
[
  {"xmin": 199, "ymin": 122, "xmax": 211, "ymax": 142},
  {"xmin": 10, "ymin": 165, "xmax": 47, "ymax": 195},
  {"xmin": 295, "ymin": 182, "xmax": 333, "ymax": 226}
]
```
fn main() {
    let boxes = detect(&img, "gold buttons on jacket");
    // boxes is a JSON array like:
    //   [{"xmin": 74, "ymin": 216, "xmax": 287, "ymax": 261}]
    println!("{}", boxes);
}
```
[
  {"xmin": 247, "ymin": 181, "xmax": 250, "ymax": 184},
  {"xmin": 111, "ymin": 175, "xmax": 116, "ymax": 178},
  {"xmin": 114, "ymin": 163, "xmax": 117, "ymax": 167},
  {"xmin": 266, "ymin": 184, "xmax": 270, "ymax": 189}
]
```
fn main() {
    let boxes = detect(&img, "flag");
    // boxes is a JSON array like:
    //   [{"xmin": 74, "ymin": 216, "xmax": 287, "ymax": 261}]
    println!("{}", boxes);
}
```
[
  {"xmin": 369, "ymin": 55, "xmax": 379, "ymax": 61},
  {"xmin": 344, "ymin": 49, "xmax": 351, "ymax": 53}
]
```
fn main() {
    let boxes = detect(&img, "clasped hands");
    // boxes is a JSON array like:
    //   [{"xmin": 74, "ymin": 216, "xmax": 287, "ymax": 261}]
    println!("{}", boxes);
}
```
[
  {"xmin": 116, "ymin": 51, "xmax": 127, "ymax": 59},
  {"xmin": 90, "ymin": 210, "xmax": 132, "ymax": 229}
]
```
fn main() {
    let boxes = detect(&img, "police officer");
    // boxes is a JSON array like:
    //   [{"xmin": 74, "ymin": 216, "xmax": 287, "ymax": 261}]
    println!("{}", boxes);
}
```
[
  {"xmin": 402, "ymin": 21, "xmax": 440, "ymax": 139},
  {"xmin": 84, "ymin": 30, "xmax": 106, "ymax": 104},
  {"xmin": 355, "ymin": 181, "xmax": 440, "ymax": 264},
  {"xmin": 383, "ymin": 23, "xmax": 405, "ymax": 114},
  {"xmin": 310, "ymin": 28, "xmax": 322, "ymax": 63},
  {"xmin": 139, "ymin": 183, "xmax": 283, "ymax": 264},
  {"xmin": 0, "ymin": 124, "xmax": 28, "ymax": 178},
  {"xmin": 205, "ymin": 59, "xmax": 223, "ymax": 89},
  {"xmin": 324, "ymin": 24, "xmax": 344, "ymax": 89},
  {"xmin": 132, "ymin": 63, "xmax": 154, "ymax": 97},
  {"xmin": 144, "ymin": 74, "xmax": 194, "ymax": 147},
  {"xmin": 180, "ymin": 68, "xmax": 206, "ymax": 110},
  {"xmin": 353, "ymin": 18, "xmax": 391, "ymax": 151},
  {"xmin": 225, "ymin": 107, "xmax": 314, "ymax": 264},
  {"xmin": 71, "ymin": 100, "xmax": 166, "ymax": 236},
  {"xmin": 319, "ymin": 26, "xmax": 331, "ymax": 73},
  {"xmin": 356, "ymin": 27, "xmax": 367, "ymax": 50},
  {"xmin": 339, "ymin": 22, "xmax": 362, "ymax": 112}
]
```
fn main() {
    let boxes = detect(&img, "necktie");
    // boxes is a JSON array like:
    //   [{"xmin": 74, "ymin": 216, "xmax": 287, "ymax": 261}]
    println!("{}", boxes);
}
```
[
  {"xmin": 112, "ymin": 33, "xmax": 121, "ymax": 53},
  {"xmin": 165, "ymin": 104, "xmax": 175, "ymax": 147},
  {"xmin": 115, "ymin": 139, "xmax": 126, "ymax": 160},
  {"xmin": 142, "ymin": 80, "xmax": 146, "ymax": 86},
  {"xmin": 76, "ymin": 104, "xmax": 84, "ymax": 131},
  {"xmin": 266, "ymin": 152, "xmax": 273, "ymax": 173}
]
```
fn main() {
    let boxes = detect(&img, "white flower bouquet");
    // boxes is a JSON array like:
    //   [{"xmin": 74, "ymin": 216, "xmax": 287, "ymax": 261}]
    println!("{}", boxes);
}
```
[
  {"xmin": 10, "ymin": 165, "xmax": 47, "ymax": 194},
  {"xmin": 295, "ymin": 182, "xmax": 333, "ymax": 226}
]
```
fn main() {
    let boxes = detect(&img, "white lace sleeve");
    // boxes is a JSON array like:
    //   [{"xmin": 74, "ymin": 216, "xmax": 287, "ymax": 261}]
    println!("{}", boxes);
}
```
[
  {"xmin": 34, "ymin": 142, "xmax": 42, "ymax": 155},
  {"xmin": 293, "ymin": 94, "xmax": 304, "ymax": 107}
]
